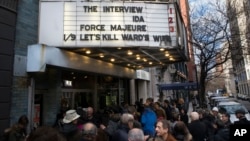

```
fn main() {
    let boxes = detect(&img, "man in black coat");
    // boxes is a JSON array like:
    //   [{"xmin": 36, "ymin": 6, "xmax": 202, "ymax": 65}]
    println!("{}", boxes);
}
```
[
  {"xmin": 234, "ymin": 109, "xmax": 250, "ymax": 124},
  {"xmin": 188, "ymin": 112, "xmax": 207, "ymax": 141},
  {"xmin": 111, "ymin": 113, "xmax": 134, "ymax": 141}
]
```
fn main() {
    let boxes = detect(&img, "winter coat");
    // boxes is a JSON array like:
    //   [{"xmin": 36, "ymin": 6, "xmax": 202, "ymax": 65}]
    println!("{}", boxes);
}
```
[
  {"xmin": 59, "ymin": 123, "xmax": 81, "ymax": 141},
  {"xmin": 111, "ymin": 124, "xmax": 130, "ymax": 141},
  {"xmin": 214, "ymin": 128, "xmax": 229, "ymax": 141},
  {"xmin": 141, "ymin": 107, "xmax": 157, "ymax": 136},
  {"xmin": 188, "ymin": 120, "xmax": 207, "ymax": 141},
  {"xmin": 104, "ymin": 120, "xmax": 119, "ymax": 137},
  {"xmin": 234, "ymin": 117, "xmax": 250, "ymax": 125}
]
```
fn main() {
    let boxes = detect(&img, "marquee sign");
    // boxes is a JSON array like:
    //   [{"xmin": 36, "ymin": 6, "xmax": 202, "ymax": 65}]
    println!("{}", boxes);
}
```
[{"xmin": 39, "ymin": 0, "xmax": 178, "ymax": 47}]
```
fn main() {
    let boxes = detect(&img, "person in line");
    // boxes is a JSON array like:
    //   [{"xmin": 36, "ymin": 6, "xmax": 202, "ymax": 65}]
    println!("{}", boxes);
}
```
[
  {"xmin": 4, "ymin": 115, "xmax": 29, "ymax": 141},
  {"xmin": 213, "ymin": 119, "xmax": 229, "ymax": 141},
  {"xmin": 188, "ymin": 112, "xmax": 207, "ymax": 141},
  {"xmin": 179, "ymin": 108, "xmax": 188, "ymax": 126},
  {"xmin": 176, "ymin": 98, "xmax": 185, "ymax": 112},
  {"xmin": 84, "ymin": 107, "xmax": 101, "ymax": 127},
  {"xmin": 111, "ymin": 113, "xmax": 134, "ymax": 141},
  {"xmin": 198, "ymin": 109, "xmax": 215, "ymax": 141},
  {"xmin": 155, "ymin": 119, "xmax": 177, "ymax": 141},
  {"xmin": 26, "ymin": 126, "xmax": 66, "ymax": 141},
  {"xmin": 154, "ymin": 102, "xmax": 167, "ymax": 121},
  {"xmin": 170, "ymin": 113, "xmax": 180, "ymax": 134},
  {"xmin": 234, "ymin": 109, "xmax": 250, "ymax": 124},
  {"xmin": 163, "ymin": 100, "xmax": 172, "ymax": 121},
  {"xmin": 211, "ymin": 107, "xmax": 220, "ymax": 120},
  {"xmin": 126, "ymin": 105, "xmax": 142, "ymax": 129},
  {"xmin": 171, "ymin": 102, "xmax": 180, "ymax": 115},
  {"xmin": 173, "ymin": 121, "xmax": 192, "ymax": 141},
  {"xmin": 220, "ymin": 112, "xmax": 231, "ymax": 128},
  {"xmin": 59, "ymin": 109, "xmax": 81, "ymax": 141},
  {"xmin": 82, "ymin": 122, "xmax": 98, "ymax": 141},
  {"xmin": 99, "ymin": 109, "xmax": 120, "ymax": 140},
  {"xmin": 128, "ymin": 128, "xmax": 145, "ymax": 141},
  {"xmin": 141, "ymin": 98, "xmax": 157, "ymax": 137}
]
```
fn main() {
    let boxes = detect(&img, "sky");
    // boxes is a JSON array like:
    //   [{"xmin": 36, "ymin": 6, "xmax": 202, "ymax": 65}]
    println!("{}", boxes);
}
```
[{"xmin": 188, "ymin": 0, "xmax": 226, "ymax": 10}]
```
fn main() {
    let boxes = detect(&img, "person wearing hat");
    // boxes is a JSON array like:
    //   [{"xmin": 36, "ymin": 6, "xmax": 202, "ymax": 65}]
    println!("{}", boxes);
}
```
[
  {"xmin": 211, "ymin": 107, "xmax": 220, "ymax": 120},
  {"xmin": 234, "ymin": 109, "xmax": 250, "ymax": 124},
  {"xmin": 59, "ymin": 109, "xmax": 81, "ymax": 141}
]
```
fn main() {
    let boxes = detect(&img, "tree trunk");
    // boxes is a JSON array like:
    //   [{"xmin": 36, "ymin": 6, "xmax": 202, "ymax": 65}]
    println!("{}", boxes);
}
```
[{"xmin": 199, "ymin": 69, "xmax": 207, "ymax": 108}]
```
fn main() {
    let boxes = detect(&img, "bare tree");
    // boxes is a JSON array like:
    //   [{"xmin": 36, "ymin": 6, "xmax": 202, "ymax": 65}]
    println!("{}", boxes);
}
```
[{"xmin": 189, "ymin": 0, "xmax": 233, "ymax": 106}]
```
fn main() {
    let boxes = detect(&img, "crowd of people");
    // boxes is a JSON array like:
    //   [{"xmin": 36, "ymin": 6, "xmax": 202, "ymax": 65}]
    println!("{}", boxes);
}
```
[{"xmin": 2, "ymin": 97, "xmax": 250, "ymax": 141}]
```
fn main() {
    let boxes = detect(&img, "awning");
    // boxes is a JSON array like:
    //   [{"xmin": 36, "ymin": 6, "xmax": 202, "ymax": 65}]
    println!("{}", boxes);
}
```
[{"xmin": 158, "ymin": 82, "xmax": 199, "ymax": 90}]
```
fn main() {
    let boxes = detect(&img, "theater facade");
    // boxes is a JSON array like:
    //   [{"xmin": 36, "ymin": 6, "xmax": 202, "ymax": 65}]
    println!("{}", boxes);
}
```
[{"xmin": 1, "ymin": 0, "xmax": 189, "ymax": 131}]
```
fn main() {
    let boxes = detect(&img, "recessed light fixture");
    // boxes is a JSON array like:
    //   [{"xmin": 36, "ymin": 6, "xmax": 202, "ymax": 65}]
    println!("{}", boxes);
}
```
[
  {"xmin": 165, "ymin": 53, "xmax": 169, "ymax": 57},
  {"xmin": 160, "ymin": 48, "xmax": 165, "ymax": 51},
  {"xmin": 99, "ymin": 53, "xmax": 104, "ymax": 58},
  {"xmin": 170, "ymin": 57, "xmax": 175, "ymax": 61},
  {"xmin": 143, "ymin": 58, "xmax": 147, "ymax": 62},
  {"xmin": 136, "ymin": 55, "xmax": 140, "ymax": 60},
  {"xmin": 110, "ymin": 58, "xmax": 115, "ymax": 62},
  {"xmin": 149, "ymin": 62, "xmax": 153, "ymax": 65},
  {"xmin": 127, "ymin": 64, "xmax": 131, "ymax": 66},
  {"xmin": 117, "ymin": 47, "xmax": 122, "ymax": 50},
  {"xmin": 127, "ymin": 50, "xmax": 133, "ymax": 55},
  {"xmin": 86, "ymin": 50, "xmax": 91, "ymax": 54}
]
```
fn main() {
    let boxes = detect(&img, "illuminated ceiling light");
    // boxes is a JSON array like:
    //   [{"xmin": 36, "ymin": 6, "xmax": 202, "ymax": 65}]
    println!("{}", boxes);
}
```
[
  {"xmin": 165, "ymin": 53, "xmax": 170, "ymax": 57},
  {"xmin": 86, "ymin": 50, "xmax": 91, "ymax": 54},
  {"xmin": 127, "ymin": 50, "xmax": 133, "ymax": 55},
  {"xmin": 149, "ymin": 62, "xmax": 153, "ymax": 65},
  {"xmin": 117, "ymin": 47, "xmax": 122, "ymax": 50},
  {"xmin": 110, "ymin": 58, "xmax": 115, "ymax": 62},
  {"xmin": 170, "ymin": 57, "xmax": 175, "ymax": 61},
  {"xmin": 99, "ymin": 53, "xmax": 104, "ymax": 58},
  {"xmin": 143, "ymin": 58, "xmax": 147, "ymax": 62},
  {"xmin": 127, "ymin": 64, "xmax": 131, "ymax": 66},
  {"xmin": 136, "ymin": 55, "xmax": 140, "ymax": 60},
  {"xmin": 160, "ymin": 48, "xmax": 165, "ymax": 51}
]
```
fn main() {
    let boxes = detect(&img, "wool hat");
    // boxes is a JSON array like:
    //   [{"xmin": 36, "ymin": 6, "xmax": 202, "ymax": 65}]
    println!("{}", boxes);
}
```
[
  {"xmin": 63, "ymin": 109, "xmax": 80, "ymax": 124},
  {"xmin": 235, "ymin": 109, "xmax": 245, "ymax": 115},
  {"xmin": 212, "ymin": 107, "xmax": 219, "ymax": 112}
]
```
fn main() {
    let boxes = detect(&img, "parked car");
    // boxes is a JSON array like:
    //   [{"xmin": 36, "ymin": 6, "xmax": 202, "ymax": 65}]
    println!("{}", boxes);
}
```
[
  {"xmin": 209, "ymin": 96, "xmax": 229, "ymax": 108},
  {"xmin": 214, "ymin": 98, "xmax": 238, "ymax": 107},
  {"xmin": 218, "ymin": 101, "xmax": 250, "ymax": 123}
]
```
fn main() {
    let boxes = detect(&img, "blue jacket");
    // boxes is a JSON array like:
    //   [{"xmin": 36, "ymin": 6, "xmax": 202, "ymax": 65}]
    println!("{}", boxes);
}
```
[{"xmin": 141, "ymin": 107, "xmax": 157, "ymax": 136}]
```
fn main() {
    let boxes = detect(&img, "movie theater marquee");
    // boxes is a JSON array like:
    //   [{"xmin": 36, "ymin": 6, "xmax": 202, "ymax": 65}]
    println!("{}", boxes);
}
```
[{"xmin": 39, "ymin": 0, "xmax": 178, "ymax": 47}]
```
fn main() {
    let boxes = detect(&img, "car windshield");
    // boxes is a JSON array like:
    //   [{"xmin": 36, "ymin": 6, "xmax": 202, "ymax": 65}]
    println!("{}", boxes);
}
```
[{"xmin": 218, "ymin": 104, "xmax": 248, "ymax": 114}]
